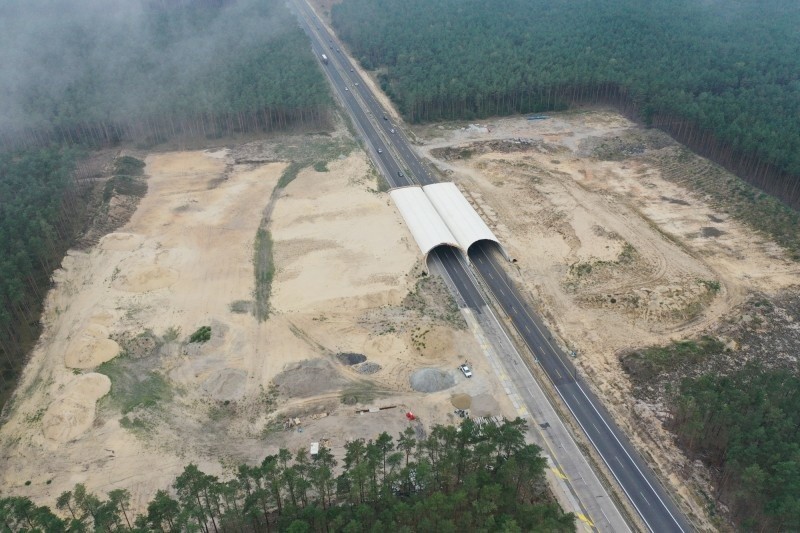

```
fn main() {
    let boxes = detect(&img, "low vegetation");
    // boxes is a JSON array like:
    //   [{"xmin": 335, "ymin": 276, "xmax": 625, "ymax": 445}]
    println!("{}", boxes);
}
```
[
  {"xmin": 253, "ymin": 229, "xmax": 275, "ymax": 321},
  {"xmin": 188, "ymin": 326, "xmax": 212, "ymax": 344},
  {"xmin": 0, "ymin": 418, "xmax": 574, "ymax": 531},
  {"xmin": 621, "ymin": 336, "xmax": 726, "ymax": 382},
  {"xmin": 96, "ymin": 355, "xmax": 172, "ymax": 417}
]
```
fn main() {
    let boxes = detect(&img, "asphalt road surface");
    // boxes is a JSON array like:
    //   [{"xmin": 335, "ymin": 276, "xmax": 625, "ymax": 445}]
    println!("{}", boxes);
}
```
[{"xmin": 291, "ymin": 2, "xmax": 692, "ymax": 531}]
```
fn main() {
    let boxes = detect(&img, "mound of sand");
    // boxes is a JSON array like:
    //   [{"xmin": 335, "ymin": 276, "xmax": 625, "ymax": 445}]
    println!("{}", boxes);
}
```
[
  {"xmin": 113, "ymin": 263, "xmax": 178, "ymax": 293},
  {"xmin": 201, "ymin": 369, "xmax": 247, "ymax": 402},
  {"xmin": 98, "ymin": 232, "xmax": 144, "ymax": 252},
  {"xmin": 64, "ymin": 324, "xmax": 120, "ymax": 369},
  {"xmin": 42, "ymin": 373, "xmax": 111, "ymax": 443},
  {"xmin": 273, "ymin": 359, "xmax": 349, "ymax": 397},
  {"xmin": 470, "ymin": 393, "xmax": 501, "ymax": 417},
  {"xmin": 410, "ymin": 368, "xmax": 455, "ymax": 393}
]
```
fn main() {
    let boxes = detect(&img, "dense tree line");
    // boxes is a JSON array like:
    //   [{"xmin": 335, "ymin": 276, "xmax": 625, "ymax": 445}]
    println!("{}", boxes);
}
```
[
  {"xmin": 0, "ymin": 148, "xmax": 83, "ymax": 408},
  {"xmin": 0, "ymin": 0, "xmax": 331, "ymax": 149},
  {"xmin": 331, "ymin": 0, "xmax": 800, "ymax": 208},
  {"xmin": 0, "ymin": 418, "xmax": 575, "ymax": 531},
  {"xmin": 670, "ymin": 364, "xmax": 800, "ymax": 530}
]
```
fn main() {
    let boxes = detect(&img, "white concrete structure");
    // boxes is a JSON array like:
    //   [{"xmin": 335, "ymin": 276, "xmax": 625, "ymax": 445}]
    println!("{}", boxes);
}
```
[
  {"xmin": 422, "ymin": 182, "xmax": 505, "ymax": 258},
  {"xmin": 389, "ymin": 182, "xmax": 507, "ymax": 265},
  {"xmin": 389, "ymin": 186, "xmax": 460, "ymax": 261}
]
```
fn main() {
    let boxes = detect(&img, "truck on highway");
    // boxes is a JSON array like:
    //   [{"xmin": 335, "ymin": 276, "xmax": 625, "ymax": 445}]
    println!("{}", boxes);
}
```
[{"xmin": 321, "ymin": 53, "xmax": 328, "ymax": 64}]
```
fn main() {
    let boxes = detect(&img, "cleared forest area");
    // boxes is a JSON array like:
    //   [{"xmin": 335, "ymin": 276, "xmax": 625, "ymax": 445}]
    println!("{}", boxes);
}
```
[{"xmin": 0, "ymin": 0, "xmax": 333, "ymax": 412}]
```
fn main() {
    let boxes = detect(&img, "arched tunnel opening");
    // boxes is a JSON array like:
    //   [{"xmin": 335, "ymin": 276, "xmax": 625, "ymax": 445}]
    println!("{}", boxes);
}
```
[
  {"xmin": 424, "ymin": 244, "xmax": 465, "ymax": 274},
  {"xmin": 467, "ymin": 239, "xmax": 511, "ymax": 264}
]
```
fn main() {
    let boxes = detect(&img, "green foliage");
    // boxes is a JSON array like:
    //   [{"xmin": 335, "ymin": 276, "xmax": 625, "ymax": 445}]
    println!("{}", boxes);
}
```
[
  {"xmin": 278, "ymin": 162, "xmax": 306, "ymax": 189},
  {"xmin": 253, "ymin": 229, "xmax": 274, "ymax": 321},
  {"xmin": 97, "ymin": 355, "xmax": 173, "ymax": 416},
  {"xmin": 671, "ymin": 365, "xmax": 800, "ymax": 530},
  {"xmin": 621, "ymin": 336, "xmax": 726, "ymax": 381},
  {"xmin": 332, "ymin": 0, "xmax": 800, "ymax": 207},
  {"xmin": 188, "ymin": 326, "xmax": 212, "ymax": 343},
  {"xmin": 113, "ymin": 156, "xmax": 145, "ymax": 177},
  {"xmin": 0, "ymin": 148, "xmax": 81, "ymax": 411},
  {"xmin": 103, "ymin": 174, "xmax": 148, "ymax": 202},
  {"xmin": 312, "ymin": 161, "xmax": 329, "ymax": 172},
  {"xmin": 1, "ymin": 419, "xmax": 574, "ymax": 532}
]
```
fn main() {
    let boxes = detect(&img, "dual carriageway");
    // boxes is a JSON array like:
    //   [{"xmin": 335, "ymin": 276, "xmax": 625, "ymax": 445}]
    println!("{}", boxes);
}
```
[{"xmin": 290, "ymin": 2, "xmax": 692, "ymax": 531}]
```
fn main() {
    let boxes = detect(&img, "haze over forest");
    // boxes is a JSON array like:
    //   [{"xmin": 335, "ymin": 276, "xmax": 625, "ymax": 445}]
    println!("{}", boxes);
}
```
[
  {"xmin": 0, "ymin": 0, "xmax": 330, "ymax": 147},
  {"xmin": 1, "ymin": 0, "xmax": 799, "ymax": 531}
]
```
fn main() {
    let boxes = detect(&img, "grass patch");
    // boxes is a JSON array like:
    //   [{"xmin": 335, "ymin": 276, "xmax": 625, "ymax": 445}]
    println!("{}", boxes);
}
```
[
  {"xmin": 621, "ymin": 336, "xmax": 726, "ymax": 382},
  {"xmin": 229, "ymin": 300, "xmax": 253, "ymax": 314},
  {"xmin": 162, "ymin": 326, "xmax": 181, "ymax": 343},
  {"xmin": 97, "ymin": 355, "xmax": 173, "ymax": 416},
  {"xmin": 253, "ymin": 229, "xmax": 274, "ymax": 321},
  {"xmin": 312, "ymin": 161, "xmax": 329, "ymax": 172},
  {"xmin": 277, "ymin": 161, "xmax": 305, "ymax": 188}
]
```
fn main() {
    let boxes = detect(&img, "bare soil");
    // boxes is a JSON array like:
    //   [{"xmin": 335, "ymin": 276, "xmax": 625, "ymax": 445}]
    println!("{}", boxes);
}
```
[
  {"xmin": 0, "ymin": 124, "xmax": 519, "ymax": 513},
  {"xmin": 415, "ymin": 109, "xmax": 800, "ymax": 529}
]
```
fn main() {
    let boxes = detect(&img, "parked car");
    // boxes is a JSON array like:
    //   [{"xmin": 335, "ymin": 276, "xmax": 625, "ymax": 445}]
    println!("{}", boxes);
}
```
[{"xmin": 459, "ymin": 364, "xmax": 473, "ymax": 378}]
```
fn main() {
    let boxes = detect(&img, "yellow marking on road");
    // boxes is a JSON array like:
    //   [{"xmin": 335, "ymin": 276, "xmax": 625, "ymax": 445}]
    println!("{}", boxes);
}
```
[
  {"xmin": 576, "ymin": 513, "xmax": 595, "ymax": 528},
  {"xmin": 551, "ymin": 467, "xmax": 568, "ymax": 480}
]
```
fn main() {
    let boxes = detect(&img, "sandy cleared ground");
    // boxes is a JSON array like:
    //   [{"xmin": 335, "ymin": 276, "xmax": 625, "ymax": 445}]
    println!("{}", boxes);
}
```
[
  {"xmin": 0, "ymin": 133, "xmax": 519, "ymax": 513},
  {"xmin": 415, "ymin": 110, "xmax": 800, "ymax": 524}
]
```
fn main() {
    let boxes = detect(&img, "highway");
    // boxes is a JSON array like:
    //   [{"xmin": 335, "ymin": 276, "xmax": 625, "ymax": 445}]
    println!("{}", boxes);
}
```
[{"xmin": 290, "ymin": 2, "xmax": 692, "ymax": 531}]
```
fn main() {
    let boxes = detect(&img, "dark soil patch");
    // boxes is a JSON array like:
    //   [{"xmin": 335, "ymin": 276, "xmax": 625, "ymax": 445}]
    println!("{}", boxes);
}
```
[
  {"xmin": 700, "ymin": 226, "xmax": 725, "ymax": 238},
  {"xmin": 660, "ymin": 196, "xmax": 690, "ymax": 206},
  {"xmin": 336, "ymin": 352, "xmax": 367, "ymax": 365}
]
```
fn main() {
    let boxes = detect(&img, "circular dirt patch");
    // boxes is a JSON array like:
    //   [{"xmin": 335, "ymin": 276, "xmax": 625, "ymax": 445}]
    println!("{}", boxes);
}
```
[
  {"xmin": 64, "ymin": 325, "xmax": 120, "ymax": 369},
  {"xmin": 336, "ymin": 352, "xmax": 367, "ymax": 365},
  {"xmin": 451, "ymin": 393, "xmax": 472, "ymax": 409},
  {"xmin": 410, "ymin": 368, "xmax": 455, "ymax": 393}
]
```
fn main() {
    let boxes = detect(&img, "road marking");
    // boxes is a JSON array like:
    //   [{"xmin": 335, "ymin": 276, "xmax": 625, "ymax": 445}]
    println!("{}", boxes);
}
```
[
  {"xmin": 640, "ymin": 492, "xmax": 651, "ymax": 506},
  {"xmin": 576, "ymin": 513, "xmax": 595, "ymax": 528},
  {"xmin": 551, "ymin": 467, "xmax": 568, "ymax": 480}
]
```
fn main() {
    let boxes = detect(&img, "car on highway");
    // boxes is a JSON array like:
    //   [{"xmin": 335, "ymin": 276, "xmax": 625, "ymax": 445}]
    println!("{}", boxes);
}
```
[
  {"xmin": 354, "ymin": 82, "xmax": 359, "ymax": 86},
  {"xmin": 344, "ymin": 87, "xmax": 348, "ymax": 91},
  {"xmin": 383, "ymin": 114, "xmax": 388, "ymax": 120},
  {"xmin": 459, "ymin": 364, "xmax": 473, "ymax": 378},
  {"xmin": 390, "ymin": 128, "xmax": 396, "ymax": 133},
  {"xmin": 397, "ymin": 170, "xmax": 404, "ymax": 177},
  {"xmin": 377, "ymin": 148, "xmax": 383, "ymax": 154},
  {"xmin": 350, "ymin": 68, "xmax": 354, "ymax": 72}
]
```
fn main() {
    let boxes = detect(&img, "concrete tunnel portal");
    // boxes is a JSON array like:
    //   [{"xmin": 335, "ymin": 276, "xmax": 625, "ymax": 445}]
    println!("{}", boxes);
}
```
[{"xmin": 388, "ymin": 182, "xmax": 510, "ymax": 271}]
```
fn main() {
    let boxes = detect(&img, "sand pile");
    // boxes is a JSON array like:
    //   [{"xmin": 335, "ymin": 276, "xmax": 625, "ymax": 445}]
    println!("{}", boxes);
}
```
[
  {"xmin": 410, "ymin": 368, "xmax": 455, "ymax": 393},
  {"xmin": 98, "ymin": 232, "xmax": 144, "ymax": 252},
  {"xmin": 450, "ymin": 393, "xmax": 472, "ymax": 409},
  {"xmin": 273, "ymin": 359, "xmax": 349, "ymax": 397},
  {"xmin": 64, "ymin": 324, "xmax": 120, "ymax": 369},
  {"xmin": 41, "ymin": 373, "xmax": 111, "ymax": 443}
]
